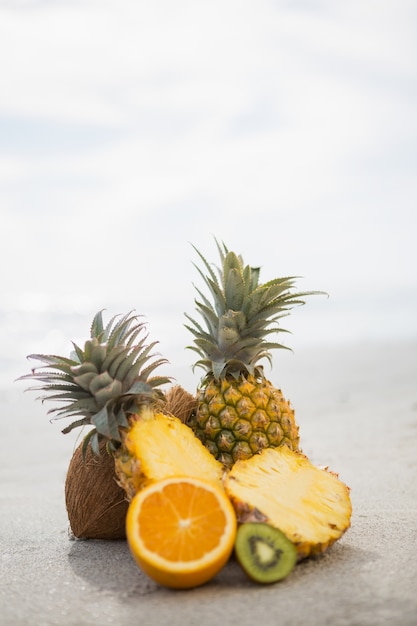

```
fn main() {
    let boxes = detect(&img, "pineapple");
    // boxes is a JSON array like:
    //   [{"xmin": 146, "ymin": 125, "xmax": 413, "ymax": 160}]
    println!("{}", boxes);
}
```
[
  {"xmin": 21, "ymin": 310, "xmax": 224, "ymax": 502},
  {"xmin": 225, "ymin": 446, "xmax": 352, "ymax": 560},
  {"xmin": 185, "ymin": 240, "xmax": 323, "ymax": 469}
]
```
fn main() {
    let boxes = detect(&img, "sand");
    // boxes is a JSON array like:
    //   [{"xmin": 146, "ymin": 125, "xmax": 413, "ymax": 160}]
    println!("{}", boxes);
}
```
[{"xmin": 1, "ymin": 340, "xmax": 417, "ymax": 626}]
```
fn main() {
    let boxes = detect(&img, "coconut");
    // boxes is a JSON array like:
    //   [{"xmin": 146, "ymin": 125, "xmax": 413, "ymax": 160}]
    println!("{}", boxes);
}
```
[
  {"xmin": 165, "ymin": 384, "xmax": 198, "ymax": 424},
  {"xmin": 65, "ymin": 438, "xmax": 128, "ymax": 540},
  {"xmin": 65, "ymin": 385, "xmax": 198, "ymax": 540}
]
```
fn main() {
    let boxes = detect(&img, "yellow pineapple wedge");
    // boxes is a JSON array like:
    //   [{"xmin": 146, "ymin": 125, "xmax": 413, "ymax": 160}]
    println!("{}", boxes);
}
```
[
  {"xmin": 20, "ymin": 310, "xmax": 224, "ymax": 537},
  {"xmin": 113, "ymin": 407, "xmax": 224, "ymax": 499},
  {"xmin": 225, "ymin": 446, "xmax": 352, "ymax": 560}
]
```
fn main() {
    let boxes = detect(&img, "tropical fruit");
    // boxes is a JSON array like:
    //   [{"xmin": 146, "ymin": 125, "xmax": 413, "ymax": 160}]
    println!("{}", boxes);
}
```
[
  {"xmin": 126, "ymin": 476, "xmax": 237, "ymax": 589},
  {"xmin": 65, "ymin": 437, "xmax": 128, "ymax": 540},
  {"xmin": 119, "ymin": 407, "xmax": 224, "ymax": 497},
  {"xmin": 234, "ymin": 522, "xmax": 297, "ymax": 583},
  {"xmin": 185, "ymin": 239, "xmax": 323, "ymax": 469},
  {"xmin": 21, "ymin": 311, "xmax": 224, "ymax": 538},
  {"xmin": 225, "ymin": 446, "xmax": 352, "ymax": 560},
  {"xmin": 64, "ymin": 385, "xmax": 199, "ymax": 540}
]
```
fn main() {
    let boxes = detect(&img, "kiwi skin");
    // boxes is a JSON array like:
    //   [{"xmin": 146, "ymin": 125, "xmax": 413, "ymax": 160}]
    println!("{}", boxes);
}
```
[{"xmin": 235, "ymin": 522, "xmax": 297, "ymax": 584}]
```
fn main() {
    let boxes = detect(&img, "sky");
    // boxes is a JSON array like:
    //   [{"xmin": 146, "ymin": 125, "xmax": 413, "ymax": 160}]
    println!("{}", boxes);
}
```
[{"xmin": 0, "ymin": 0, "xmax": 416, "ymax": 387}]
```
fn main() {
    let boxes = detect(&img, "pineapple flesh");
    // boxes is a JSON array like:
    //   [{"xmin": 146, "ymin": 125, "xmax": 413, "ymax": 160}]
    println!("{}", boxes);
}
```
[
  {"xmin": 185, "ymin": 240, "xmax": 323, "ymax": 469},
  {"xmin": 21, "ymin": 310, "xmax": 224, "ymax": 503},
  {"xmin": 115, "ymin": 408, "xmax": 224, "ymax": 499},
  {"xmin": 225, "ymin": 446, "xmax": 352, "ymax": 560}
]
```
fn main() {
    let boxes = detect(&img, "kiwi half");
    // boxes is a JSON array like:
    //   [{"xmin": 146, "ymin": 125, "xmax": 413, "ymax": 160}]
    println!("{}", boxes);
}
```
[{"xmin": 235, "ymin": 522, "xmax": 297, "ymax": 584}]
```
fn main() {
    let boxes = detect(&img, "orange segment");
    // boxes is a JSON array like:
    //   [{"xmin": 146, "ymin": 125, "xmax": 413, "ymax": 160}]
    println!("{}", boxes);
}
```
[{"xmin": 126, "ymin": 477, "xmax": 237, "ymax": 589}]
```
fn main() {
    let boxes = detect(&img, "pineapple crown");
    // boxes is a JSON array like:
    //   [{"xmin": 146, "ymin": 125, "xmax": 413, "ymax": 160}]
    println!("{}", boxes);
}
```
[
  {"xmin": 20, "ymin": 310, "xmax": 171, "ymax": 455},
  {"xmin": 185, "ymin": 239, "xmax": 325, "ymax": 380}
]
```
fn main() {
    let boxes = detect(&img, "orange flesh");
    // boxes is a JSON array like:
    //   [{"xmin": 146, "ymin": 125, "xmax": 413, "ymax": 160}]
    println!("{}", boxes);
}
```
[{"xmin": 137, "ymin": 482, "xmax": 227, "ymax": 561}]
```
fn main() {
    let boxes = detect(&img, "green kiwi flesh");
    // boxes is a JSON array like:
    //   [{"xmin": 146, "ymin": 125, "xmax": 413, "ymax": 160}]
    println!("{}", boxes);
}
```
[{"xmin": 235, "ymin": 522, "xmax": 297, "ymax": 583}]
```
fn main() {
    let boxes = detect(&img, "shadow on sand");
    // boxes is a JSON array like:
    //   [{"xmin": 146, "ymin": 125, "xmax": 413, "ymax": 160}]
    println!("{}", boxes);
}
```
[{"xmin": 67, "ymin": 534, "xmax": 362, "ymax": 598}]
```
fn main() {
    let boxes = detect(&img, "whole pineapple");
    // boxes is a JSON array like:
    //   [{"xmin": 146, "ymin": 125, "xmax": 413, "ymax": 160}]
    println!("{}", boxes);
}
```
[
  {"xmin": 21, "ymin": 311, "xmax": 224, "ymax": 508},
  {"xmin": 185, "ymin": 240, "xmax": 323, "ymax": 469}
]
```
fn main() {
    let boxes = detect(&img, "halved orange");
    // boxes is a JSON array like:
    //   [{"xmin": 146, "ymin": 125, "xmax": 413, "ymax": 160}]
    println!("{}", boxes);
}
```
[{"xmin": 126, "ymin": 476, "xmax": 237, "ymax": 589}]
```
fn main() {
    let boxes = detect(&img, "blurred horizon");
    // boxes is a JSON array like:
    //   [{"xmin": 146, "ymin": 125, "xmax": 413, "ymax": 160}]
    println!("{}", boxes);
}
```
[{"xmin": 1, "ymin": 0, "xmax": 416, "ymax": 388}]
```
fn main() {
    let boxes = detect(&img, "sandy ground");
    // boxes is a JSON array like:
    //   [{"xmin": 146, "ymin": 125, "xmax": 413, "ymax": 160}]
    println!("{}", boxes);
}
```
[{"xmin": 1, "ymin": 340, "xmax": 417, "ymax": 626}]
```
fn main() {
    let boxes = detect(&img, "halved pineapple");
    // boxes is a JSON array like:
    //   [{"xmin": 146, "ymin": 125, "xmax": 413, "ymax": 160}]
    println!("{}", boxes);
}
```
[
  {"xmin": 224, "ymin": 446, "xmax": 352, "ymax": 560},
  {"xmin": 115, "ymin": 408, "xmax": 225, "ymax": 499}
]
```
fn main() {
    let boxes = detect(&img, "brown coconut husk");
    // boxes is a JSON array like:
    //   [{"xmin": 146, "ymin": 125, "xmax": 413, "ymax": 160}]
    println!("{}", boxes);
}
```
[
  {"xmin": 65, "ymin": 438, "xmax": 128, "ymax": 540},
  {"xmin": 165, "ymin": 384, "xmax": 198, "ymax": 424},
  {"xmin": 65, "ymin": 385, "xmax": 198, "ymax": 540}
]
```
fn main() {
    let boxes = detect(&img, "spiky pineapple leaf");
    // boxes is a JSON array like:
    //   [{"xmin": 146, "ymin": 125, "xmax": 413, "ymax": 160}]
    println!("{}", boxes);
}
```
[
  {"xmin": 193, "ymin": 302, "xmax": 219, "ymax": 337},
  {"xmin": 89, "ymin": 344, "xmax": 107, "ymax": 370},
  {"xmin": 90, "ymin": 310, "xmax": 105, "ymax": 339},
  {"xmin": 186, "ymin": 239, "xmax": 327, "ymax": 376},
  {"xmin": 26, "ymin": 353, "xmax": 78, "ymax": 366},
  {"xmin": 91, "ymin": 405, "xmax": 121, "ymax": 442},
  {"xmin": 21, "ymin": 309, "xmax": 172, "ymax": 455},
  {"xmin": 46, "ymin": 396, "xmax": 98, "ymax": 417},
  {"xmin": 224, "ymin": 261, "xmax": 245, "ymax": 311},
  {"xmin": 71, "ymin": 362, "xmax": 98, "ymax": 376},
  {"xmin": 94, "ymin": 379, "xmax": 123, "ymax": 407},
  {"xmin": 70, "ymin": 341, "xmax": 84, "ymax": 363},
  {"xmin": 73, "ymin": 372, "xmax": 96, "ymax": 391},
  {"xmin": 81, "ymin": 429, "xmax": 100, "ymax": 457},
  {"xmin": 140, "ymin": 359, "xmax": 170, "ymax": 384},
  {"xmin": 123, "ymin": 380, "xmax": 156, "ymax": 397},
  {"xmin": 61, "ymin": 417, "xmax": 92, "ymax": 434}
]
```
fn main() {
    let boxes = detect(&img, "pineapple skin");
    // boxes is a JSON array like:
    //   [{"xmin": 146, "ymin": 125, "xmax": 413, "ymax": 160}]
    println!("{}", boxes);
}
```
[
  {"xmin": 225, "ymin": 446, "xmax": 352, "ymax": 560},
  {"xmin": 189, "ymin": 374, "xmax": 300, "ymax": 470}
]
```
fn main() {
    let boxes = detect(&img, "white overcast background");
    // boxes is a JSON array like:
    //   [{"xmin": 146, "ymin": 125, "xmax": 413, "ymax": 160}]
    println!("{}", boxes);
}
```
[{"xmin": 1, "ymin": 0, "xmax": 416, "ymax": 389}]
